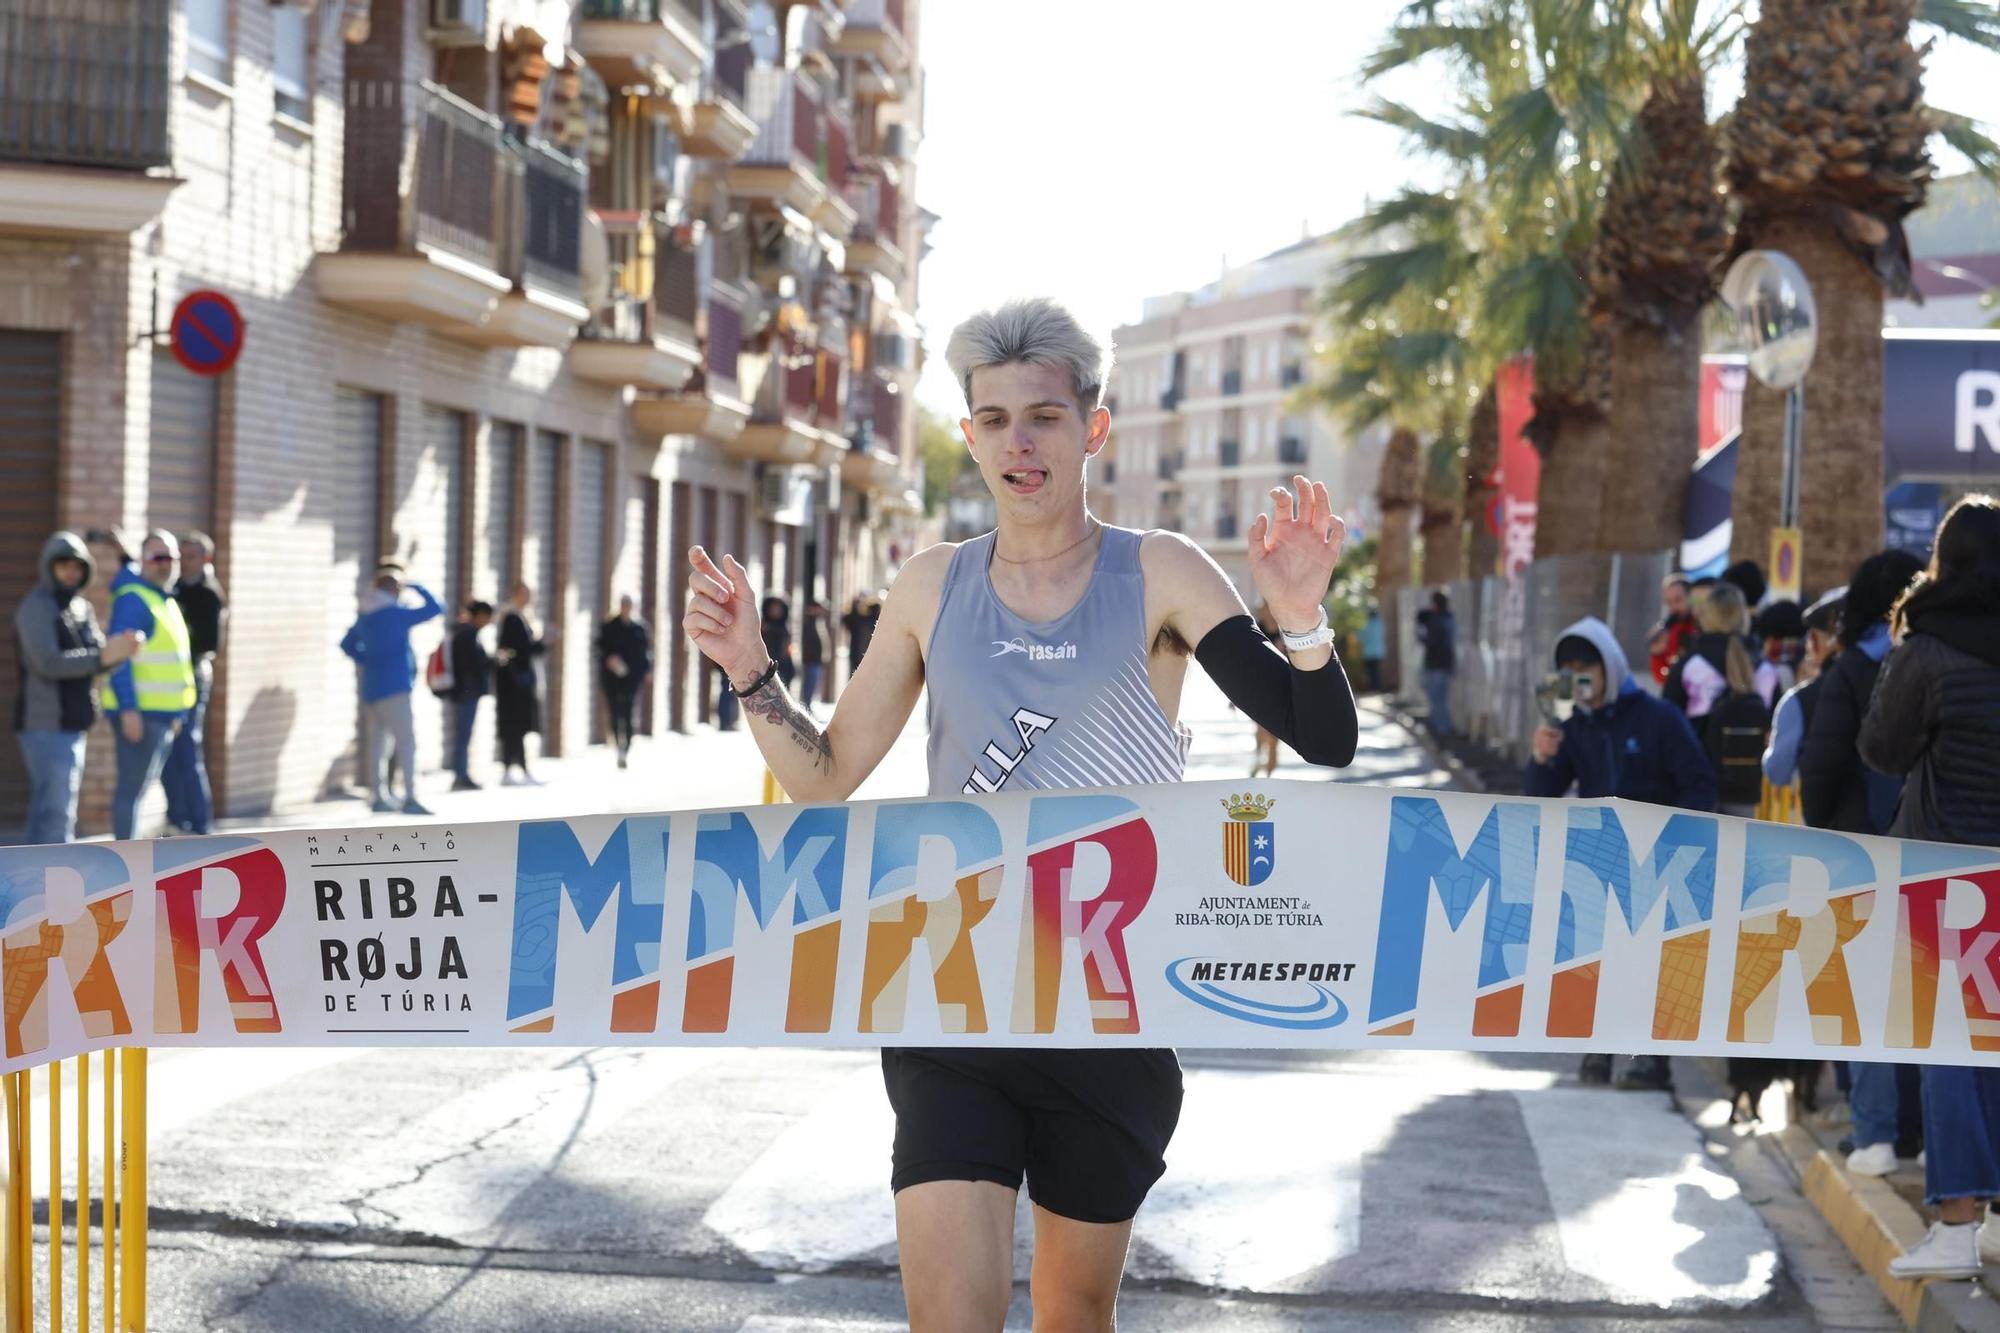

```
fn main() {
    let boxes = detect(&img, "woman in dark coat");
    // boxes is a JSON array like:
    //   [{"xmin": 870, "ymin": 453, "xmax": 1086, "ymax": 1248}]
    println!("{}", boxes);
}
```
[
  {"xmin": 494, "ymin": 582, "xmax": 549, "ymax": 786},
  {"xmin": 1797, "ymin": 549, "xmax": 1924, "ymax": 834},
  {"xmin": 1859, "ymin": 495, "xmax": 2000, "ymax": 1281}
]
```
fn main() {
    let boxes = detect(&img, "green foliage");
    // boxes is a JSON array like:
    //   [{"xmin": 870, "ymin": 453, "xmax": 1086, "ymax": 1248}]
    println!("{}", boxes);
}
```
[
  {"xmin": 1324, "ymin": 536, "xmax": 1382, "ymax": 683},
  {"xmin": 918, "ymin": 407, "xmax": 972, "ymax": 516}
]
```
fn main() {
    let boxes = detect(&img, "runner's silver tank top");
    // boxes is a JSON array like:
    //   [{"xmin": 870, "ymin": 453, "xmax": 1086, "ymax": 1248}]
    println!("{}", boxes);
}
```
[{"xmin": 925, "ymin": 525, "xmax": 1191, "ymax": 797}]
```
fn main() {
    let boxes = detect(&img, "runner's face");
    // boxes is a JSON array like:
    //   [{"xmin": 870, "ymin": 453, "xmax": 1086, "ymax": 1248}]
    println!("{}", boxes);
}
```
[
  {"xmin": 1664, "ymin": 583, "xmax": 1689, "ymax": 618},
  {"xmin": 960, "ymin": 362, "xmax": 1108, "ymax": 521}
]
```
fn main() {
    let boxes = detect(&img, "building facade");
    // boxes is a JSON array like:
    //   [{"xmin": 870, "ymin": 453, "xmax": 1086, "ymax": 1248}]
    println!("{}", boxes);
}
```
[
  {"xmin": 1101, "ymin": 234, "xmax": 1384, "ymax": 596},
  {"xmin": 0, "ymin": 0, "xmax": 927, "ymax": 836}
]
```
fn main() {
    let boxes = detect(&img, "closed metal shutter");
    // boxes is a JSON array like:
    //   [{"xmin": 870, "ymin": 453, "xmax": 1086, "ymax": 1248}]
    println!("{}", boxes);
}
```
[
  {"xmin": 0, "ymin": 330, "xmax": 62, "ymax": 827},
  {"xmin": 526, "ymin": 430, "xmax": 559, "ymax": 608},
  {"xmin": 333, "ymin": 387, "xmax": 383, "ymax": 791},
  {"xmin": 573, "ymin": 442, "xmax": 608, "ymax": 742},
  {"xmin": 150, "ymin": 349, "xmax": 219, "ymax": 541},
  {"xmin": 419, "ymin": 405, "xmax": 467, "ymax": 614},
  {"xmin": 332, "ymin": 388, "xmax": 383, "ymax": 592},
  {"xmin": 484, "ymin": 421, "xmax": 521, "ymax": 598}
]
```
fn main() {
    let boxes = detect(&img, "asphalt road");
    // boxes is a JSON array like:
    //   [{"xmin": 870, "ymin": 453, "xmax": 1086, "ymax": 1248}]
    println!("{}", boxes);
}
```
[{"xmin": 27, "ymin": 669, "xmax": 1883, "ymax": 1330}]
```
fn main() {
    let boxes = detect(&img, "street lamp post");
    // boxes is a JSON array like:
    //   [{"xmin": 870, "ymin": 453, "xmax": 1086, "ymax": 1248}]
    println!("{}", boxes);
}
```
[{"xmin": 1722, "ymin": 250, "xmax": 1818, "ymax": 600}]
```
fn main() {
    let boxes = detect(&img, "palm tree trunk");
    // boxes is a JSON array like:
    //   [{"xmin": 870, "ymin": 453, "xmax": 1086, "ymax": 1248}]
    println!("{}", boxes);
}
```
[
  {"xmin": 1599, "ymin": 319, "xmax": 1702, "ymax": 555},
  {"xmin": 1464, "ymin": 384, "xmax": 1501, "ymax": 577},
  {"xmin": 1377, "ymin": 501, "xmax": 1416, "ymax": 686},
  {"xmin": 1528, "ymin": 407, "xmax": 1610, "ymax": 559},
  {"xmin": 1420, "ymin": 504, "xmax": 1464, "ymax": 585},
  {"xmin": 1728, "ymin": 220, "xmax": 1885, "ymax": 593}
]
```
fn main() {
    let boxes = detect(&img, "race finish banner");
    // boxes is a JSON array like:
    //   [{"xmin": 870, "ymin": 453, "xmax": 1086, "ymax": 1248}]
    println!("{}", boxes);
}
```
[{"xmin": 3, "ymin": 780, "xmax": 1998, "ymax": 1075}]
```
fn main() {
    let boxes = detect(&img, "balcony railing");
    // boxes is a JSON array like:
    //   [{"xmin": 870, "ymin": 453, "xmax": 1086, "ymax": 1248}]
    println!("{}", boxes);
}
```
[
  {"xmin": 742, "ymin": 67, "xmax": 820, "ymax": 174},
  {"xmin": 817, "ymin": 348, "xmax": 846, "ymax": 427},
  {"xmin": 507, "ymin": 137, "xmax": 586, "ymax": 302},
  {"xmin": 713, "ymin": 14, "xmax": 751, "ymax": 106},
  {"xmin": 1216, "ymin": 513, "xmax": 1239, "ymax": 540},
  {"xmin": 1281, "ymin": 362, "xmax": 1304, "ymax": 388},
  {"xmin": 590, "ymin": 215, "xmax": 697, "ymax": 343},
  {"xmin": 1279, "ymin": 435, "xmax": 1307, "ymax": 465},
  {"xmin": 707, "ymin": 284, "xmax": 746, "ymax": 392},
  {"xmin": 344, "ymin": 81, "xmax": 505, "ymax": 273},
  {"xmin": 1219, "ymin": 439, "xmax": 1240, "ymax": 468},
  {"xmin": 1155, "ymin": 455, "xmax": 1178, "ymax": 481},
  {"xmin": 579, "ymin": 0, "xmax": 701, "ymax": 20},
  {"xmin": 1159, "ymin": 385, "xmax": 1183, "ymax": 411},
  {"xmin": 823, "ymin": 105, "xmax": 851, "ymax": 193},
  {"xmin": 1221, "ymin": 369, "xmax": 1242, "ymax": 396},
  {"xmin": 780, "ymin": 337, "xmax": 817, "ymax": 418},
  {"xmin": 864, "ymin": 374, "xmax": 902, "ymax": 450},
  {"xmin": 0, "ymin": 1, "xmax": 172, "ymax": 170},
  {"xmin": 848, "ymin": 0, "xmax": 907, "ymax": 40}
]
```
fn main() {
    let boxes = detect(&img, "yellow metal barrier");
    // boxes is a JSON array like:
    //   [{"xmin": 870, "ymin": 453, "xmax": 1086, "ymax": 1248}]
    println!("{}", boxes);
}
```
[
  {"xmin": 1758, "ymin": 779, "xmax": 1801, "ymax": 825},
  {"xmin": 761, "ymin": 768, "xmax": 785, "ymax": 805},
  {"xmin": 2, "ymin": 1050, "xmax": 146, "ymax": 1332}
]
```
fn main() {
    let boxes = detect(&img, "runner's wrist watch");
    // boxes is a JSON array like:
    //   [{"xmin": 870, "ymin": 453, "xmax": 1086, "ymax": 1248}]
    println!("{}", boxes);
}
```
[{"xmin": 1278, "ymin": 607, "xmax": 1335, "ymax": 652}]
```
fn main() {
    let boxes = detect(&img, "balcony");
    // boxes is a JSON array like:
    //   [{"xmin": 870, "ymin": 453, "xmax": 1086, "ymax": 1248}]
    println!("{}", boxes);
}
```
[
  {"xmin": 841, "ymin": 374, "xmax": 903, "ymax": 492},
  {"xmin": 841, "ymin": 165, "xmax": 905, "ymax": 283},
  {"xmin": 674, "ymin": 92, "xmax": 757, "ymax": 159},
  {"xmin": 570, "ymin": 214, "xmax": 703, "ymax": 390},
  {"xmin": 810, "ymin": 105, "xmax": 859, "ymax": 239},
  {"xmin": 833, "ymin": 0, "xmax": 911, "ymax": 74},
  {"xmin": 732, "ymin": 335, "xmax": 826, "ymax": 465},
  {"xmin": 630, "ymin": 282, "xmax": 751, "ymax": 439},
  {"xmin": 1221, "ymin": 368, "xmax": 1242, "ymax": 396},
  {"xmin": 1155, "ymin": 454, "xmax": 1180, "ymax": 481},
  {"xmin": 1279, "ymin": 435, "xmax": 1307, "ymax": 466},
  {"xmin": 319, "ymin": 82, "xmax": 512, "ymax": 336},
  {"xmin": 1281, "ymin": 362, "xmax": 1304, "ymax": 389},
  {"xmin": 1219, "ymin": 439, "xmax": 1240, "ymax": 468},
  {"xmin": 728, "ymin": 68, "xmax": 827, "ymax": 216},
  {"xmin": 573, "ymin": 0, "xmax": 706, "ymax": 93},
  {"xmin": 464, "ymin": 138, "xmax": 590, "ymax": 348},
  {"xmin": 0, "ymin": 3, "xmax": 178, "ymax": 234},
  {"xmin": 1159, "ymin": 385, "xmax": 1183, "ymax": 412},
  {"xmin": 1216, "ymin": 513, "xmax": 1239, "ymax": 540}
]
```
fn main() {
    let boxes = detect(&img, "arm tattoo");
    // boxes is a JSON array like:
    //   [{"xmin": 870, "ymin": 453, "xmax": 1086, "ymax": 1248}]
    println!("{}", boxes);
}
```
[{"xmin": 741, "ymin": 675, "xmax": 834, "ymax": 777}]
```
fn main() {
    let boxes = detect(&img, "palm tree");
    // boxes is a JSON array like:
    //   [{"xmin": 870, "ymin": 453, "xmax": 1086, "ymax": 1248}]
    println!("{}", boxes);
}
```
[
  {"xmin": 1420, "ymin": 430, "xmax": 1468, "ymax": 584},
  {"xmin": 1378, "ymin": 424, "xmax": 1426, "ymax": 684},
  {"xmin": 1589, "ymin": 1, "xmax": 1741, "ymax": 554},
  {"xmin": 1349, "ymin": 0, "xmax": 1628, "ymax": 559},
  {"xmin": 1724, "ymin": 0, "xmax": 2000, "ymax": 592},
  {"xmin": 1463, "ymin": 381, "xmax": 1502, "ymax": 576}
]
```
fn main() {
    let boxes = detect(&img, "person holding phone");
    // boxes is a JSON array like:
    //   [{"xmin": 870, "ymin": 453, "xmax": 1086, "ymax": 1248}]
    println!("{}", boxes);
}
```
[{"xmin": 1525, "ymin": 616, "xmax": 1718, "ymax": 1091}]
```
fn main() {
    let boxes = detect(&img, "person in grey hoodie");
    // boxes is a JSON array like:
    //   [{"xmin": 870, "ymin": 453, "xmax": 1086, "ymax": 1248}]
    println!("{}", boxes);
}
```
[{"xmin": 13, "ymin": 533, "xmax": 142, "ymax": 843}]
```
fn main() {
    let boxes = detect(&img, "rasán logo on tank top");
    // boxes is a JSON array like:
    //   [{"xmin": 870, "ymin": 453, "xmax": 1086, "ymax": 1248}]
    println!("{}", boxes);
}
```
[{"xmin": 990, "ymin": 637, "xmax": 1078, "ymax": 661}]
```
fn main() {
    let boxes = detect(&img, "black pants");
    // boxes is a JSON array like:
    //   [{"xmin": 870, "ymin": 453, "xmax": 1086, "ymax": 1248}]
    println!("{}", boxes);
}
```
[{"xmin": 604, "ymin": 679, "xmax": 638, "ymax": 753}]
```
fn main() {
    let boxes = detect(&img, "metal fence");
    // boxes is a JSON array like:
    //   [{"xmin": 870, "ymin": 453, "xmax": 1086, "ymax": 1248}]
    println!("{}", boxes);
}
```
[
  {"xmin": 0, "ymin": 1, "xmax": 171, "ymax": 171},
  {"xmin": 508, "ymin": 137, "xmax": 586, "ymax": 302},
  {"xmin": 1396, "ymin": 550, "xmax": 1677, "ymax": 766}
]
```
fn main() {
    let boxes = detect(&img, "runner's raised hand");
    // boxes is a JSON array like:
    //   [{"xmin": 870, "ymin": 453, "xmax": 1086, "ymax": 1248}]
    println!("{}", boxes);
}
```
[
  {"xmin": 1247, "ymin": 475, "xmax": 1344, "ymax": 630},
  {"xmin": 684, "ymin": 547, "xmax": 767, "ymax": 686}
]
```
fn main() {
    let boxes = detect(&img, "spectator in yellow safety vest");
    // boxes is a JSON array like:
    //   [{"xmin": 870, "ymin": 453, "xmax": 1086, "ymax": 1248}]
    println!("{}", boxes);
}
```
[{"xmin": 103, "ymin": 529, "xmax": 198, "ymax": 840}]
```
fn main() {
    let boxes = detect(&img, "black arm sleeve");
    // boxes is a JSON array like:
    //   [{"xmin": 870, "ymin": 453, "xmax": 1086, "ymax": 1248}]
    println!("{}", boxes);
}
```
[{"xmin": 1195, "ymin": 614, "xmax": 1359, "ymax": 767}]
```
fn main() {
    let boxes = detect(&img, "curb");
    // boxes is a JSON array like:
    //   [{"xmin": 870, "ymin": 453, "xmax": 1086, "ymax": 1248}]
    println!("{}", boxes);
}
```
[{"xmin": 1760, "ymin": 1089, "xmax": 2000, "ymax": 1332}]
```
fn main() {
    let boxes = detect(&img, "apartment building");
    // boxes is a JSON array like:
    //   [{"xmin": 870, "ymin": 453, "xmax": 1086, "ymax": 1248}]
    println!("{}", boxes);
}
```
[
  {"xmin": 1102, "ymin": 234, "xmax": 1384, "ymax": 595},
  {"xmin": 0, "ymin": 0, "xmax": 927, "ymax": 835}
]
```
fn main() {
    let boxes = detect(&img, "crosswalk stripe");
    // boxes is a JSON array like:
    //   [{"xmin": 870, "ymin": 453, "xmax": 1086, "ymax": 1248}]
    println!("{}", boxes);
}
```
[
  {"xmin": 1513, "ymin": 1086, "xmax": 1778, "ymax": 1308},
  {"xmin": 704, "ymin": 1065, "xmax": 898, "ymax": 1270}
]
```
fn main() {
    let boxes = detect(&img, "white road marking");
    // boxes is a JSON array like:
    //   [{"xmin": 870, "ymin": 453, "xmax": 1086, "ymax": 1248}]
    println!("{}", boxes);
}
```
[
  {"xmin": 1513, "ymin": 1086, "xmax": 1778, "ymax": 1307},
  {"xmin": 704, "ymin": 1066, "xmax": 899, "ymax": 1270},
  {"xmin": 1134, "ymin": 1068, "xmax": 1421, "ymax": 1290}
]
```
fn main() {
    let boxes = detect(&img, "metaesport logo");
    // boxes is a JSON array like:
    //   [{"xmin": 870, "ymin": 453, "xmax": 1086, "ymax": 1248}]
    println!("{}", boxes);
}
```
[{"xmin": 1165, "ymin": 957, "xmax": 1351, "ymax": 1030}]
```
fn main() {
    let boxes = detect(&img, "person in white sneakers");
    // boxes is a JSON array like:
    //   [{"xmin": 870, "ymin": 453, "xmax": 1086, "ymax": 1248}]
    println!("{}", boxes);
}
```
[{"xmin": 1860, "ymin": 496, "xmax": 2000, "ymax": 1281}]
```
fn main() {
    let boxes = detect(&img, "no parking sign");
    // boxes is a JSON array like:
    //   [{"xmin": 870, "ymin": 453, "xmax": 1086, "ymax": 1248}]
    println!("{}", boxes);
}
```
[
  {"xmin": 1769, "ymin": 526, "xmax": 1802, "ymax": 603},
  {"xmin": 168, "ymin": 289, "xmax": 245, "ymax": 377}
]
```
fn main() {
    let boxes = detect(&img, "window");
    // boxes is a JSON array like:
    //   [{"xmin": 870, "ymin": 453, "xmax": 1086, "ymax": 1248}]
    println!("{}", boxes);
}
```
[
  {"xmin": 187, "ymin": 0, "xmax": 230, "ymax": 83},
  {"xmin": 272, "ymin": 6, "xmax": 309, "ymax": 120}
]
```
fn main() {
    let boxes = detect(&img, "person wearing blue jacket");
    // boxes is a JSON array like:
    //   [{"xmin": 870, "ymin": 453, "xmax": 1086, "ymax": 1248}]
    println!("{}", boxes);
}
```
[
  {"xmin": 339, "ymin": 564, "xmax": 444, "ymax": 815},
  {"xmin": 1525, "ymin": 615, "xmax": 1717, "ymax": 1093}
]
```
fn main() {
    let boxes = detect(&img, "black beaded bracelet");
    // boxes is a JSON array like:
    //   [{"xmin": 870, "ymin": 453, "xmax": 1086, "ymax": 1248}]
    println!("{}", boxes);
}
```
[{"xmin": 731, "ymin": 658, "xmax": 780, "ymax": 699}]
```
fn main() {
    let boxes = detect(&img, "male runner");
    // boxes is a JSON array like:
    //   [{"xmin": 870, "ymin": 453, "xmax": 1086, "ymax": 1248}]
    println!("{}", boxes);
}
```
[{"xmin": 684, "ymin": 297, "xmax": 1359, "ymax": 1331}]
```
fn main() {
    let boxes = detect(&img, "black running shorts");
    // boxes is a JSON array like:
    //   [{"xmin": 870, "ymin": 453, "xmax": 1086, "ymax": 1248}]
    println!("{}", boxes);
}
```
[{"xmin": 879, "ymin": 1047, "xmax": 1184, "ymax": 1225}]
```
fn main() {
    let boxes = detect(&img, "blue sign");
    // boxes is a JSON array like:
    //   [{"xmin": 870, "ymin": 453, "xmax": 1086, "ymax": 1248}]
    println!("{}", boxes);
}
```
[
  {"xmin": 169, "ymin": 290, "xmax": 245, "ymax": 377},
  {"xmin": 1884, "ymin": 481, "xmax": 1944, "ymax": 560},
  {"xmin": 1883, "ymin": 333, "xmax": 2000, "ymax": 483}
]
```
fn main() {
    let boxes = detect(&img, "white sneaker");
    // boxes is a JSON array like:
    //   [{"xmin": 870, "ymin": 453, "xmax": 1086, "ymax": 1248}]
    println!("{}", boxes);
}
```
[
  {"xmin": 1847, "ymin": 1142, "xmax": 1899, "ymax": 1176},
  {"xmin": 500, "ymin": 771, "xmax": 525, "ymax": 787},
  {"xmin": 1889, "ymin": 1222, "xmax": 1981, "ymax": 1280},
  {"xmin": 1978, "ymin": 1213, "xmax": 2000, "ymax": 1265}
]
